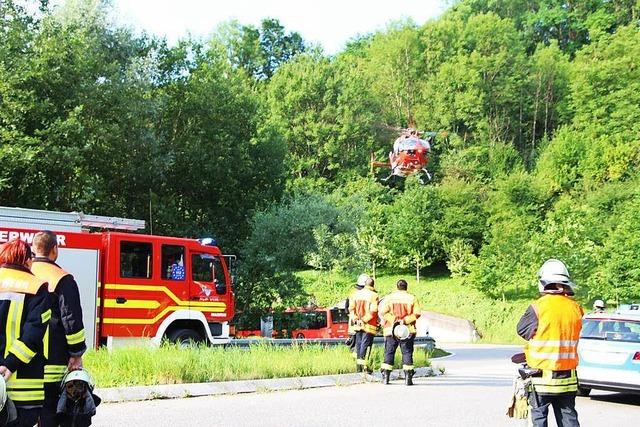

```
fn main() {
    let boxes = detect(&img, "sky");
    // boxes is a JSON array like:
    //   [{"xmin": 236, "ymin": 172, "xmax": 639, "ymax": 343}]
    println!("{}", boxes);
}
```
[{"xmin": 109, "ymin": 0, "xmax": 447, "ymax": 54}]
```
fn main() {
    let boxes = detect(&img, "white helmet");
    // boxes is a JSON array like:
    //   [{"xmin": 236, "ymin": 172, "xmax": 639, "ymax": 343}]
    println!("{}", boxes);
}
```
[
  {"xmin": 537, "ymin": 259, "xmax": 575, "ymax": 294},
  {"xmin": 0, "ymin": 376, "xmax": 6, "ymax": 412},
  {"xmin": 356, "ymin": 273, "xmax": 371, "ymax": 289},
  {"xmin": 392, "ymin": 323, "xmax": 411, "ymax": 341},
  {"xmin": 593, "ymin": 299, "xmax": 605, "ymax": 309},
  {"xmin": 61, "ymin": 368, "xmax": 94, "ymax": 390}
]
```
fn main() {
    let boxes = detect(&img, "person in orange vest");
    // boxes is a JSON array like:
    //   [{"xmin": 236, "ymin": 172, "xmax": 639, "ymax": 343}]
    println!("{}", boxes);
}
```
[
  {"xmin": 379, "ymin": 279, "xmax": 421, "ymax": 385},
  {"xmin": 0, "ymin": 239, "xmax": 51, "ymax": 427},
  {"xmin": 517, "ymin": 259, "xmax": 583, "ymax": 427},
  {"xmin": 345, "ymin": 274, "xmax": 368, "ymax": 358},
  {"xmin": 349, "ymin": 276, "xmax": 379, "ymax": 373},
  {"xmin": 30, "ymin": 231, "xmax": 87, "ymax": 427}
]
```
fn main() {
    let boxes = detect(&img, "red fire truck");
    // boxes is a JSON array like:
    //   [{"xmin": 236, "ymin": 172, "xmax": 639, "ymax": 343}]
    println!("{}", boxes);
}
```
[
  {"xmin": 234, "ymin": 307, "xmax": 349, "ymax": 339},
  {"xmin": 0, "ymin": 206, "xmax": 235, "ymax": 349}
]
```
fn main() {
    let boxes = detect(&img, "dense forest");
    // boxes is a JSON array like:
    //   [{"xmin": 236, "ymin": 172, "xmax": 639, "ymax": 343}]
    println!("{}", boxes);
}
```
[{"xmin": 1, "ymin": 0, "xmax": 639, "ymax": 311}]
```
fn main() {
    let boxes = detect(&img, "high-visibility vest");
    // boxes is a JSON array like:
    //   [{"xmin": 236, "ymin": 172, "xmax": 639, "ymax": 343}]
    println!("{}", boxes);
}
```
[
  {"xmin": 30, "ymin": 261, "xmax": 69, "ymax": 292},
  {"xmin": 380, "ymin": 290, "xmax": 421, "ymax": 336},
  {"xmin": 525, "ymin": 294, "xmax": 583, "ymax": 394},
  {"xmin": 351, "ymin": 286, "xmax": 379, "ymax": 334}
]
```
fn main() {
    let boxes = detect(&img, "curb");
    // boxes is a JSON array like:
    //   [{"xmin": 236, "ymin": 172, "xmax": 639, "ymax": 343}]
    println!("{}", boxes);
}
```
[{"xmin": 96, "ymin": 367, "xmax": 438, "ymax": 403}]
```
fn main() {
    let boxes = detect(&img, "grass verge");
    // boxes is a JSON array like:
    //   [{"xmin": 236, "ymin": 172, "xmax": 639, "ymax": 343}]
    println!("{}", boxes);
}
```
[{"xmin": 85, "ymin": 343, "xmax": 433, "ymax": 388}]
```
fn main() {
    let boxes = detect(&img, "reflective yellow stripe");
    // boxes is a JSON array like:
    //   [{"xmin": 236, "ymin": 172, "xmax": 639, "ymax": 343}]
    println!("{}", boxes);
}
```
[
  {"xmin": 102, "ymin": 305, "xmax": 226, "ymax": 325},
  {"xmin": 103, "ymin": 299, "xmax": 160, "ymax": 309},
  {"xmin": 402, "ymin": 364, "xmax": 415, "ymax": 370},
  {"xmin": 9, "ymin": 340, "xmax": 36, "ymax": 364},
  {"xmin": 41, "ymin": 309, "xmax": 51, "ymax": 323},
  {"xmin": 7, "ymin": 378, "xmax": 44, "ymax": 388},
  {"xmin": 66, "ymin": 329, "xmax": 86, "ymax": 345},
  {"xmin": 380, "ymin": 363, "xmax": 394, "ymax": 370},
  {"xmin": 45, "ymin": 365, "xmax": 67, "ymax": 373},
  {"xmin": 7, "ymin": 390, "xmax": 44, "ymax": 401},
  {"xmin": 531, "ymin": 370, "xmax": 578, "ymax": 394},
  {"xmin": 104, "ymin": 284, "xmax": 226, "ymax": 308},
  {"xmin": 43, "ymin": 326, "xmax": 49, "ymax": 359}
]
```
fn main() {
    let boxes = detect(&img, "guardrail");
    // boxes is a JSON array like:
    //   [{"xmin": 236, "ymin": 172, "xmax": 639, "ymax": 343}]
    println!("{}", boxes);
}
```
[{"xmin": 228, "ymin": 336, "xmax": 436, "ymax": 350}]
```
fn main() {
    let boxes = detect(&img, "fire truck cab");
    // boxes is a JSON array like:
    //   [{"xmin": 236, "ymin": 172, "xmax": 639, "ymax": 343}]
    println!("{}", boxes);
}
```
[{"xmin": 0, "ymin": 206, "xmax": 235, "ymax": 349}]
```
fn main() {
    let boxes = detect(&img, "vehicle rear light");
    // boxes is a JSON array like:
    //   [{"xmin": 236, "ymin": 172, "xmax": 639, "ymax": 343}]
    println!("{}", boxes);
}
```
[{"xmin": 634, "ymin": 352, "xmax": 640, "ymax": 362}]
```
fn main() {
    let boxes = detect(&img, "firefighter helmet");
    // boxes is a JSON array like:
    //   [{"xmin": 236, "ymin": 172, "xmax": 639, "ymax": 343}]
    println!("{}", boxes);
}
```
[
  {"xmin": 0, "ymin": 376, "xmax": 5, "ymax": 412},
  {"xmin": 356, "ymin": 273, "xmax": 370, "ymax": 289},
  {"xmin": 61, "ymin": 369, "xmax": 94, "ymax": 391},
  {"xmin": 593, "ymin": 299, "xmax": 605, "ymax": 310},
  {"xmin": 537, "ymin": 259, "xmax": 575, "ymax": 294},
  {"xmin": 392, "ymin": 322, "xmax": 410, "ymax": 341}
]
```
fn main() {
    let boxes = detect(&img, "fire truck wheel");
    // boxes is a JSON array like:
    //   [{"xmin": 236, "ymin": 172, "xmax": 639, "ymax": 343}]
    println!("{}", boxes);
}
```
[
  {"xmin": 295, "ymin": 332, "xmax": 305, "ymax": 339},
  {"xmin": 167, "ymin": 328, "xmax": 203, "ymax": 347}
]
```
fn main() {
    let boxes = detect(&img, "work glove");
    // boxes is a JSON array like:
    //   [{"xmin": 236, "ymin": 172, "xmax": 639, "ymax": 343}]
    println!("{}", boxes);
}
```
[{"xmin": 513, "ymin": 395, "xmax": 529, "ymax": 419}]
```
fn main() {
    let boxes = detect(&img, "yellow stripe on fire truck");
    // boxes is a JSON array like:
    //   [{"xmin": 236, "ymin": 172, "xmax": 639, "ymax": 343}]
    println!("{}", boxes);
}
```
[
  {"xmin": 102, "ymin": 305, "xmax": 226, "ymax": 325},
  {"xmin": 103, "ymin": 284, "xmax": 225, "ymax": 308}
]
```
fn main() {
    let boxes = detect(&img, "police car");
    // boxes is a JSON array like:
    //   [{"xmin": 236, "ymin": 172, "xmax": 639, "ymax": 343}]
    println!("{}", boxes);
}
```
[{"xmin": 577, "ymin": 304, "xmax": 640, "ymax": 396}]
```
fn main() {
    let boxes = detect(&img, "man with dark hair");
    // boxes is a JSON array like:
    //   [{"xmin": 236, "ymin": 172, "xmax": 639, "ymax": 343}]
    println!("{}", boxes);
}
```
[
  {"xmin": 379, "ymin": 279, "xmax": 421, "ymax": 385},
  {"xmin": 31, "ymin": 231, "xmax": 87, "ymax": 427}
]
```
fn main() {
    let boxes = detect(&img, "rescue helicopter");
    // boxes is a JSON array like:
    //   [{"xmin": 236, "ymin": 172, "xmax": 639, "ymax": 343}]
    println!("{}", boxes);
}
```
[{"xmin": 370, "ymin": 127, "xmax": 436, "ymax": 184}]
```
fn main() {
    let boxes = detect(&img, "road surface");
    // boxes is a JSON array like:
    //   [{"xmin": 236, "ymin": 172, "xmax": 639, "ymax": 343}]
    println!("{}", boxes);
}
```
[{"xmin": 93, "ymin": 344, "xmax": 640, "ymax": 426}]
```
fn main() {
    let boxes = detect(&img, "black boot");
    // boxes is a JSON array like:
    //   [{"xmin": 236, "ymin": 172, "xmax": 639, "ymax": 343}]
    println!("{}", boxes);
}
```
[
  {"xmin": 382, "ymin": 369, "xmax": 391, "ymax": 385},
  {"xmin": 356, "ymin": 364, "xmax": 362, "ymax": 373},
  {"xmin": 404, "ymin": 370, "xmax": 414, "ymax": 386}
]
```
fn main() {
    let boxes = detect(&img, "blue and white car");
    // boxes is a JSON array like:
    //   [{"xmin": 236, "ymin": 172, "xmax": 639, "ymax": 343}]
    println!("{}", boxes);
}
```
[{"xmin": 577, "ymin": 304, "xmax": 640, "ymax": 396}]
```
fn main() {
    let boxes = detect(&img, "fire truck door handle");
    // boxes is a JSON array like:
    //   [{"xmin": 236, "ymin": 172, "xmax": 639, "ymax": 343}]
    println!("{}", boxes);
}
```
[{"xmin": 116, "ymin": 297, "xmax": 127, "ymax": 304}]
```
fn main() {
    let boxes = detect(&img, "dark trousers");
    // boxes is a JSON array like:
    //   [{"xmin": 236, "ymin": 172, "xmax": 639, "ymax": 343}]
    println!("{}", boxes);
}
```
[
  {"xmin": 383, "ymin": 335, "xmax": 415, "ymax": 369},
  {"xmin": 529, "ymin": 392, "xmax": 580, "ymax": 427},
  {"xmin": 355, "ymin": 331, "xmax": 374, "ymax": 366},
  {"xmin": 7, "ymin": 407, "xmax": 39, "ymax": 427},
  {"xmin": 40, "ymin": 384, "xmax": 61, "ymax": 427}
]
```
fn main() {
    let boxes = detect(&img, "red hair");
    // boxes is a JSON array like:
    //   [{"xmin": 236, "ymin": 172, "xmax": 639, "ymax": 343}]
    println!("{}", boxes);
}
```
[{"xmin": 0, "ymin": 239, "xmax": 33, "ymax": 266}]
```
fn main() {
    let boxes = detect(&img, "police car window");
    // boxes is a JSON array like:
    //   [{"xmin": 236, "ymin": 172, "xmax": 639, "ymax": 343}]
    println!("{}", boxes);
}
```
[
  {"xmin": 191, "ymin": 254, "xmax": 213, "ymax": 282},
  {"xmin": 161, "ymin": 245, "xmax": 185, "ymax": 281},
  {"xmin": 581, "ymin": 319, "xmax": 640, "ymax": 343},
  {"xmin": 120, "ymin": 241, "xmax": 152, "ymax": 279}
]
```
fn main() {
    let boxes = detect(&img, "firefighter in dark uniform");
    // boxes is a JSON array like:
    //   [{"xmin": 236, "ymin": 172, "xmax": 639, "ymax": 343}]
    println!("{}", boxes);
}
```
[
  {"xmin": 0, "ymin": 239, "xmax": 51, "ymax": 427},
  {"xmin": 517, "ymin": 259, "xmax": 583, "ymax": 427},
  {"xmin": 30, "ymin": 231, "xmax": 87, "ymax": 427},
  {"xmin": 379, "ymin": 279, "xmax": 421, "ymax": 385}
]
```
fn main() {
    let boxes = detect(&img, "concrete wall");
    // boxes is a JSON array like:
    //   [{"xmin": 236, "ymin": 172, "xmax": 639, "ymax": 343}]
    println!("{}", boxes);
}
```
[{"xmin": 416, "ymin": 311, "xmax": 480, "ymax": 343}]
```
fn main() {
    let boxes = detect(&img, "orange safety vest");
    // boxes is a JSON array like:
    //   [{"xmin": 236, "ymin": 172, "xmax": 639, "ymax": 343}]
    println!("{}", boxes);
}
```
[
  {"xmin": 380, "ymin": 290, "xmax": 421, "ymax": 336},
  {"xmin": 351, "ymin": 286, "xmax": 379, "ymax": 334},
  {"xmin": 525, "ymin": 294, "xmax": 583, "ymax": 371},
  {"xmin": 31, "ymin": 261, "xmax": 69, "ymax": 292}
]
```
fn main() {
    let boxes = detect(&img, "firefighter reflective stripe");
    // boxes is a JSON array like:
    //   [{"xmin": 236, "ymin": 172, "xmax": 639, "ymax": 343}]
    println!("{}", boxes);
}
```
[
  {"xmin": 357, "ymin": 359, "xmax": 366, "ymax": 366},
  {"xmin": 43, "ymin": 326, "xmax": 49, "ymax": 359},
  {"xmin": 44, "ymin": 365, "xmax": 67, "ymax": 383},
  {"xmin": 41, "ymin": 309, "xmax": 51, "ymax": 323},
  {"xmin": 402, "ymin": 364, "xmax": 414, "ymax": 370},
  {"xmin": 7, "ymin": 377, "xmax": 45, "ymax": 401},
  {"xmin": 381, "ymin": 363, "xmax": 394, "ymax": 370},
  {"xmin": 7, "ymin": 390, "xmax": 45, "ymax": 402},
  {"xmin": 531, "ymin": 370, "xmax": 578, "ymax": 394},
  {"xmin": 66, "ymin": 329, "xmax": 86, "ymax": 345},
  {"xmin": 524, "ymin": 295, "xmax": 582, "ymax": 371},
  {"xmin": 9, "ymin": 339, "xmax": 36, "ymax": 364},
  {"xmin": 4, "ymin": 300, "xmax": 23, "ymax": 358}
]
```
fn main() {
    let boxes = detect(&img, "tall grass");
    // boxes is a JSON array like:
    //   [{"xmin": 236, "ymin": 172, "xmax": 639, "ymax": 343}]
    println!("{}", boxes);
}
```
[
  {"xmin": 85, "ymin": 343, "xmax": 432, "ymax": 388},
  {"xmin": 298, "ymin": 269, "xmax": 532, "ymax": 344}
]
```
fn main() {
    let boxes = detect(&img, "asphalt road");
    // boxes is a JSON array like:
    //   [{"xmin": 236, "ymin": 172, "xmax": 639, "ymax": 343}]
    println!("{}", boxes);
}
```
[{"xmin": 93, "ymin": 344, "xmax": 640, "ymax": 426}]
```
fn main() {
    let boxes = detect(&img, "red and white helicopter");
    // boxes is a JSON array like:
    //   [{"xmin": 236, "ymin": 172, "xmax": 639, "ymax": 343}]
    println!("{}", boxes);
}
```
[{"xmin": 371, "ymin": 128, "xmax": 435, "ymax": 184}]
